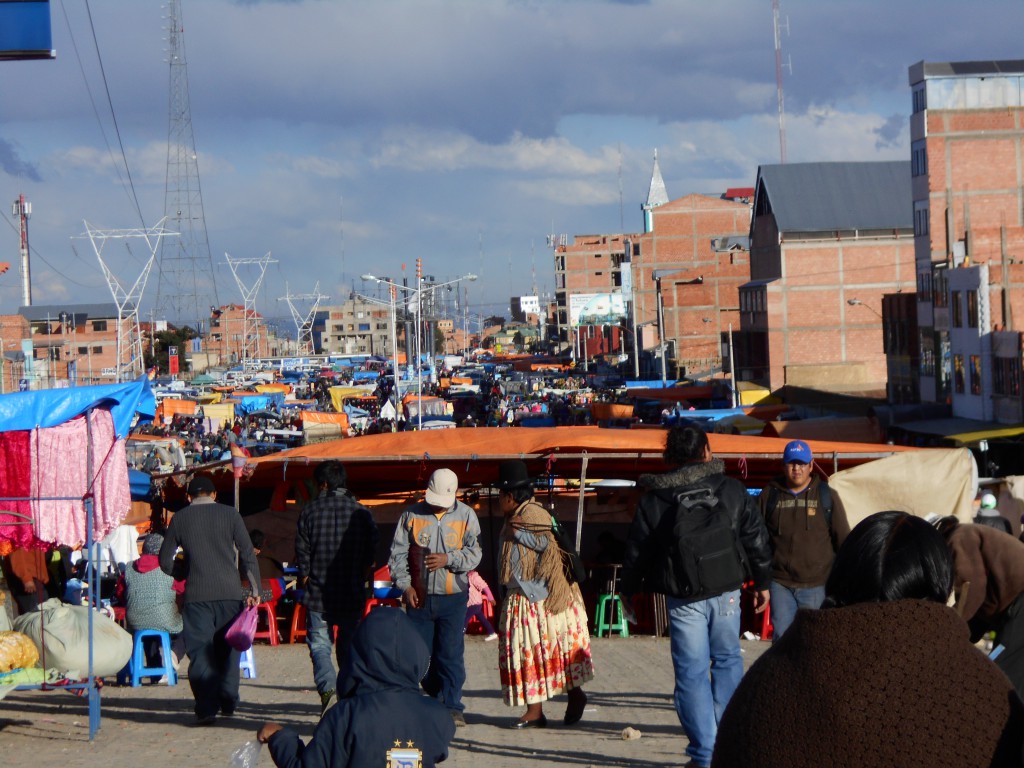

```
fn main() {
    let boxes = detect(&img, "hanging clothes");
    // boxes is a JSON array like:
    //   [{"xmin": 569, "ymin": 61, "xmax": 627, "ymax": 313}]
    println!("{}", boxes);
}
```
[
  {"xmin": 0, "ymin": 429, "xmax": 34, "ymax": 549},
  {"xmin": 31, "ymin": 409, "xmax": 130, "ymax": 548}
]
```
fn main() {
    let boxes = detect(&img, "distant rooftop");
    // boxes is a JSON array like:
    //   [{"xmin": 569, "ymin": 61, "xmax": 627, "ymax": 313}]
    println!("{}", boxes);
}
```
[
  {"xmin": 754, "ymin": 161, "xmax": 911, "ymax": 233},
  {"xmin": 19, "ymin": 303, "xmax": 122, "ymax": 322},
  {"xmin": 909, "ymin": 59, "xmax": 1024, "ymax": 84}
]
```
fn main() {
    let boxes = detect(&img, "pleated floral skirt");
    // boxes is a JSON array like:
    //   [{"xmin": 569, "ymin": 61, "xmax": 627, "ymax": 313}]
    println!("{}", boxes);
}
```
[{"xmin": 498, "ymin": 590, "xmax": 595, "ymax": 707}]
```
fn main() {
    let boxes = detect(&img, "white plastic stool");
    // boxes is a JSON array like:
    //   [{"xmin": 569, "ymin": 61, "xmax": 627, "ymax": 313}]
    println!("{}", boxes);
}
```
[{"xmin": 239, "ymin": 647, "xmax": 257, "ymax": 679}]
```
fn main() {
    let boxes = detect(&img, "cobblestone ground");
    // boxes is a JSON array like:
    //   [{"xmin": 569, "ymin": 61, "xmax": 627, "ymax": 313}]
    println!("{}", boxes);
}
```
[{"xmin": 1, "ymin": 633, "xmax": 769, "ymax": 768}]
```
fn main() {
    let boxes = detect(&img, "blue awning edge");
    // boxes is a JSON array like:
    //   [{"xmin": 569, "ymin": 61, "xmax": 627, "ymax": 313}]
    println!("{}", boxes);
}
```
[{"xmin": 0, "ymin": 376, "xmax": 156, "ymax": 438}]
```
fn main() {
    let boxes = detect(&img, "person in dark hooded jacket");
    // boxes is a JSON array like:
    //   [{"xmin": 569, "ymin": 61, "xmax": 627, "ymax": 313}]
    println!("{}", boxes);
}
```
[{"xmin": 257, "ymin": 607, "xmax": 455, "ymax": 768}]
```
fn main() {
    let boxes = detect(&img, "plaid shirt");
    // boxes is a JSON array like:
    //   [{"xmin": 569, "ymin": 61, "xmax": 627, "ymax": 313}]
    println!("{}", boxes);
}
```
[{"xmin": 295, "ymin": 488, "xmax": 379, "ymax": 616}]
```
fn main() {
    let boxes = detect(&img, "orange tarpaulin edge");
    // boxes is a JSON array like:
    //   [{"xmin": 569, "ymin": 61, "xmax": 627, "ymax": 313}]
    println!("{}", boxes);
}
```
[{"xmin": 301, "ymin": 411, "xmax": 350, "ymax": 427}]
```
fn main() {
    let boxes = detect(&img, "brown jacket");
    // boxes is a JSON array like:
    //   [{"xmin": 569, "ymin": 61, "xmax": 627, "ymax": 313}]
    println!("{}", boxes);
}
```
[
  {"xmin": 713, "ymin": 600, "xmax": 1024, "ymax": 768},
  {"xmin": 949, "ymin": 523, "xmax": 1024, "ymax": 637},
  {"xmin": 4, "ymin": 547, "xmax": 49, "ymax": 591},
  {"xmin": 759, "ymin": 476, "xmax": 835, "ymax": 587}
]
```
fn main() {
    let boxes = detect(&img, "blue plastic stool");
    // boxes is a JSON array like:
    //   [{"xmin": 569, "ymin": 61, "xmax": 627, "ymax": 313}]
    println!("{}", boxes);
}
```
[
  {"xmin": 593, "ymin": 594, "xmax": 630, "ymax": 638},
  {"xmin": 239, "ymin": 647, "xmax": 257, "ymax": 679},
  {"xmin": 128, "ymin": 629, "xmax": 177, "ymax": 687}
]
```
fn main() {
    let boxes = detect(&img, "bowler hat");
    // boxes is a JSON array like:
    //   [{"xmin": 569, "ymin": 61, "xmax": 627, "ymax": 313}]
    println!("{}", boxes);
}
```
[{"xmin": 496, "ymin": 460, "xmax": 532, "ymax": 491}]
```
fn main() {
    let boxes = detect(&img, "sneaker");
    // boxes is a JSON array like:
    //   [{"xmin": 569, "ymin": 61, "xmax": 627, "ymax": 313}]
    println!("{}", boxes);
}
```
[
  {"xmin": 484, "ymin": 633, "xmax": 498, "ymax": 642},
  {"xmin": 320, "ymin": 688, "xmax": 336, "ymax": 717},
  {"xmin": 192, "ymin": 714, "xmax": 217, "ymax": 727},
  {"xmin": 450, "ymin": 710, "xmax": 466, "ymax": 728}
]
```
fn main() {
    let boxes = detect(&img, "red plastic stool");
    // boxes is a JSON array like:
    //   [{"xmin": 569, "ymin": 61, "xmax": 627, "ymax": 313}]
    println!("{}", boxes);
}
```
[
  {"xmin": 363, "ymin": 597, "xmax": 401, "ymax": 617},
  {"xmin": 253, "ymin": 601, "xmax": 280, "ymax": 645},
  {"xmin": 289, "ymin": 603, "xmax": 308, "ymax": 644}
]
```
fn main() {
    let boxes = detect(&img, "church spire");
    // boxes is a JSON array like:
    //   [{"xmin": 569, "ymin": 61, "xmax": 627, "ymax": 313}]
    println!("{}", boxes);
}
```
[{"xmin": 642, "ymin": 149, "xmax": 669, "ymax": 233}]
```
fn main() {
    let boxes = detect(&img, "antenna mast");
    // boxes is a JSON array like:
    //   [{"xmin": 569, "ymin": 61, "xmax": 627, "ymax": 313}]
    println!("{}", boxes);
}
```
[
  {"xmin": 12, "ymin": 194, "xmax": 31, "ymax": 307},
  {"xmin": 156, "ymin": 0, "xmax": 219, "ymax": 328},
  {"xmin": 773, "ymin": 0, "xmax": 790, "ymax": 163}
]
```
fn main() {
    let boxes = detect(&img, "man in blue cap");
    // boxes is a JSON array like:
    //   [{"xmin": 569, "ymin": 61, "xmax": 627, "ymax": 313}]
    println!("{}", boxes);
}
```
[{"xmin": 758, "ymin": 439, "xmax": 835, "ymax": 642}]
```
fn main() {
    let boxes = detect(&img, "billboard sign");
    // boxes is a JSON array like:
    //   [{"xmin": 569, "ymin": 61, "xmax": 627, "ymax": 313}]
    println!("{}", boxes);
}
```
[{"xmin": 569, "ymin": 293, "xmax": 627, "ymax": 327}]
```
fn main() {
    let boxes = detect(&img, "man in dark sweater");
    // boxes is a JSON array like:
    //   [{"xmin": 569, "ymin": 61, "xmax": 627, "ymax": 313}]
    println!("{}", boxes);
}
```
[
  {"xmin": 295, "ymin": 460, "xmax": 378, "ymax": 715},
  {"xmin": 758, "ymin": 439, "xmax": 836, "ymax": 641},
  {"xmin": 159, "ymin": 475, "xmax": 260, "ymax": 726}
]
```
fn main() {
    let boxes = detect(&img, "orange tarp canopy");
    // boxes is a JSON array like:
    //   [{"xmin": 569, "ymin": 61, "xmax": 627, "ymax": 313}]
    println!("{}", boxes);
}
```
[
  {"xmin": 301, "ymin": 411, "xmax": 350, "ymax": 428},
  {"xmin": 240, "ymin": 426, "xmax": 918, "ymax": 496},
  {"xmin": 156, "ymin": 398, "xmax": 197, "ymax": 423},
  {"xmin": 763, "ymin": 417, "xmax": 882, "ymax": 444}
]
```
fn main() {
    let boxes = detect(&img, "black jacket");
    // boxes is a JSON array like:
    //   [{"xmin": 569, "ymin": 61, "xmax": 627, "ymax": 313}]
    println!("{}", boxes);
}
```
[
  {"xmin": 621, "ymin": 458, "xmax": 772, "ymax": 600},
  {"xmin": 268, "ymin": 608, "xmax": 455, "ymax": 768}
]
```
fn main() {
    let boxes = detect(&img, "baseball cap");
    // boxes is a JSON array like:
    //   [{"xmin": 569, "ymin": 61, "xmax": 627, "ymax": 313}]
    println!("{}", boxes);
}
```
[
  {"xmin": 782, "ymin": 440, "xmax": 812, "ymax": 464},
  {"xmin": 425, "ymin": 468, "xmax": 458, "ymax": 508},
  {"xmin": 187, "ymin": 475, "xmax": 217, "ymax": 496}
]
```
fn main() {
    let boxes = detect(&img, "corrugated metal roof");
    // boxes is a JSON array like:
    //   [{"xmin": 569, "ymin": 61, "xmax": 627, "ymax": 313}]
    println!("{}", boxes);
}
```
[
  {"xmin": 920, "ymin": 60, "xmax": 1024, "ymax": 78},
  {"xmin": 19, "ymin": 303, "xmax": 122, "ymax": 322},
  {"xmin": 755, "ymin": 161, "xmax": 911, "ymax": 233}
]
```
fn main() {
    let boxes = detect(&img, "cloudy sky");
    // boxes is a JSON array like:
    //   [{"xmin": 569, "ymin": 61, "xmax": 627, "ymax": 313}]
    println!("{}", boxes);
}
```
[{"xmin": 2, "ymin": 0, "xmax": 1023, "ymax": 331}]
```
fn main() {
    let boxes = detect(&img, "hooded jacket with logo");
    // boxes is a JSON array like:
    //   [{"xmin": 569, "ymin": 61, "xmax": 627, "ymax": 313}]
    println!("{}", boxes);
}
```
[
  {"xmin": 759, "ymin": 475, "xmax": 836, "ymax": 588},
  {"xmin": 621, "ymin": 458, "xmax": 772, "ymax": 600},
  {"xmin": 267, "ymin": 608, "xmax": 455, "ymax": 768}
]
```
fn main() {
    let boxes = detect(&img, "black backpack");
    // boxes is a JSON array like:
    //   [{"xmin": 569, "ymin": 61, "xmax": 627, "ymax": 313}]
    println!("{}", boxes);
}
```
[{"xmin": 670, "ymin": 485, "xmax": 745, "ymax": 598}]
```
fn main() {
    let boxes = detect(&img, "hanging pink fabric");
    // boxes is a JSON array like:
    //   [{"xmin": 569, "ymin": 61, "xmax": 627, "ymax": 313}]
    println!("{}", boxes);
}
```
[
  {"xmin": 0, "ymin": 429, "xmax": 35, "ymax": 548},
  {"xmin": 30, "ymin": 409, "xmax": 130, "ymax": 548}
]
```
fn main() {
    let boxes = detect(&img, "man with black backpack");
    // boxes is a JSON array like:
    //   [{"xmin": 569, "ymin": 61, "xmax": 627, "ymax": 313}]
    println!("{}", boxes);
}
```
[
  {"xmin": 759, "ymin": 439, "xmax": 836, "ymax": 643},
  {"xmin": 621, "ymin": 426, "xmax": 772, "ymax": 768}
]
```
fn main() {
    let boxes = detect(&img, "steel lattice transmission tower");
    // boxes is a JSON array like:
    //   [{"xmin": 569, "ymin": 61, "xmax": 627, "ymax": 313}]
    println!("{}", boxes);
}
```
[
  {"xmin": 155, "ymin": 0, "xmax": 219, "ymax": 328},
  {"xmin": 279, "ymin": 283, "xmax": 328, "ymax": 355},
  {"xmin": 82, "ymin": 219, "xmax": 176, "ymax": 382},
  {"xmin": 225, "ymin": 252, "xmax": 277, "ymax": 366}
]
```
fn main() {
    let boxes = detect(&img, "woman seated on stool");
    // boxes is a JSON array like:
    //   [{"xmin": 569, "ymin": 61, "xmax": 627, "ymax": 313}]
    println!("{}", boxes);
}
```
[{"xmin": 712, "ymin": 511, "xmax": 1024, "ymax": 768}]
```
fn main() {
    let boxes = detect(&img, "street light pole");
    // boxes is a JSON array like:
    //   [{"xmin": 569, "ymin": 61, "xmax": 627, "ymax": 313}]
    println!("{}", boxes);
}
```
[
  {"xmin": 362, "ymin": 272, "xmax": 477, "ymax": 429},
  {"xmin": 654, "ymin": 275, "xmax": 667, "ymax": 386}
]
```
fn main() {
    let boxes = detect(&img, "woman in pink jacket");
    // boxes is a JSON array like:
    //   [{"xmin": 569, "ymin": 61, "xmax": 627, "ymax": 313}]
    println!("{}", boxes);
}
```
[{"xmin": 464, "ymin": 570, "xmax": 497, "ymax": 640}]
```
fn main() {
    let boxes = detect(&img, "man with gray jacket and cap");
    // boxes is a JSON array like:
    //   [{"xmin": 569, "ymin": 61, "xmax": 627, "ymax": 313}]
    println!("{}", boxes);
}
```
[{"xmin": 389, "ymin": 468, "xmax": 482, "ymax": 728}]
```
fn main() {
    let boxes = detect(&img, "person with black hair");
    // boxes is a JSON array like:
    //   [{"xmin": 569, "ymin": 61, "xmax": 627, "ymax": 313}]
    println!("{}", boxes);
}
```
[
  {"xmin": 495, "ymin": 460, "xmax": 594, "ymax": 729},
  {"xmin": 621, "ymin": 426, "xmax": 772, "ymax": 768},
  {"xmin": 936, "ymin": 515, "xmax": 1024, "ymax": 701},
  {"xmin": 712, "ymin": 511, "xmax": 1024, "ymax": 768},
  {"xmin": 296, "ymin": 459, "xmax": 379, "ymax": 717}
]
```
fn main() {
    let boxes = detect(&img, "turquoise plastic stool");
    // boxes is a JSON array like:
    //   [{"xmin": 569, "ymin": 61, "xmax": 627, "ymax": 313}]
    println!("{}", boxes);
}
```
[
  {"xmin": 594, "ymin": 594, "xmax": 629, "ymax": 638},
  {"xmin": 129, "ymin": 629, "xmax": 177, "ymax": 687},
  {"xmin": 239, "ymin": 647, "xmax": 257, "ymax": 679}
]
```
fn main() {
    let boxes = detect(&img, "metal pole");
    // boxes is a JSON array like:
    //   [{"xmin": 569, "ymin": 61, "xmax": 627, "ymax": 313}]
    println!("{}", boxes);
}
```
[
  {"xmin": 390, "ymin": 287, "xmax": 399, "ymax": 402},
  {"xmin": 631, "ymin": 305, "xmax": 640, "ymax": 380},
  {"xmin": 656, "ymin": 277, "xmax": 667, "ymax": 386},
  {"xmin": 728, "ymin": 323, "xmax": 737, "ymax": 408},
  {"xmin": 416, "ymin": 278, "xmax": 423, "ymax": 430}
]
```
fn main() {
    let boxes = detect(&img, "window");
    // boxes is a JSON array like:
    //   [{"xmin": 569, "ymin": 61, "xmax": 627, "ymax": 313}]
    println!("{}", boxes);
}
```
[
  {"xmin": 967, "ymin": 291, "xmax": 978, "ymax": 328},
  {"xmin": 994, "ymin": 357, "xmax": 1022, "ymax": 396},
  {"xmin": 358, "ymin": 323, "xmax": 370, "ymax": 332},
  {"xmin": 92, "ymin": 346, "xmax": 102, "ymax": 354},
  {"xmin": 78, "ymin": 346, "xmax": 88, "ymax": 355},
  {"xmin": 914, "ymin": 201, "xmax": 930, "ymax": 236},
  {"xmin": 911, "ymin": 141, "xmax": 928, "ymax": 177},
  {"xmin": 918, "ymin": 271, "xmax": 932, "ymax": 303},
  {"xmin": 912, "ymin": 85, "xmax": 927, "ymax": 113},
  {"xmin": 951, "ymin": 291, "xmax": 962, "ymax": 327},
  {"xmin": 953, "ymin": 354, "xmax": 965, "ymax": 394},
  {"xmin": 92, "ymin": 320, "xmax": 107, "ymax": 332},
  {"xmin": 933, "ymin": 268, "xmax": 948, "ymax": 308},
  {"xmin": 919, "ymin": 333, "xmax": 935, "ymax": 376},
  {"xmin": 969, "ymin": 355, "xmax": 982, "ymax": 395}
]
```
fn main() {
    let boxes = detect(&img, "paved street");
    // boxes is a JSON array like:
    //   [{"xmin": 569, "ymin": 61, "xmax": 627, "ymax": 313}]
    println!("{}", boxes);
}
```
[{"xmin": 1, "ymin": 633, "xmax": 769, "ymax": 768}]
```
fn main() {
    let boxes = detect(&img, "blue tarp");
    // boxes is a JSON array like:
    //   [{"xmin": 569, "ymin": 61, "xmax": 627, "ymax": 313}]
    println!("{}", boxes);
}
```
[
  {"xmin": 233, "ymin": 393, "xmax": 285, "ymax": 414},
  {"xmin": 129, "ymin": 469, "xmax": 152, "ymax": 501},
  {"xmin": 0, "ymin": 377, "xmax": 156, "ymax": 438}
]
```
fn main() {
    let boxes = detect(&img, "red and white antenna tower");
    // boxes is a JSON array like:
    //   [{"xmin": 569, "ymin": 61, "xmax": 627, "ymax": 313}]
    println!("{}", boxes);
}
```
[{"xmin": 12, "ymin": 194, "xmax": 31, "ymax": 306}]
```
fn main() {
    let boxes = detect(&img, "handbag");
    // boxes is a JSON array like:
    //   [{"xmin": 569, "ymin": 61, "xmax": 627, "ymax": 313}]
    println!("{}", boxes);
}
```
[
  {"xmin": 550, "ymin": 516, "xmax": 588, "ymax": 585},
  {"xmin": 225, "ymin": 605, "xmax": 258, "ymax": 651}
]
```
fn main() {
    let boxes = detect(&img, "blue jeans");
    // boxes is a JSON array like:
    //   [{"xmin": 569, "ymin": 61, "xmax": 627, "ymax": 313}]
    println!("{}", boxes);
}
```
[
  {"xmin": 769, "ymin": 582, "xmax": 826, "ymax": 642},
  {"xmin": 306, "ymin": 608, "xmax": 361, "ymax": 696},
  {"xmin": 406, "ymin": 592, "xmax": 468, "ymax": 712},
  {"xmin": 667, "ymin": 590, "xmax": 743, "ymax": 768}
]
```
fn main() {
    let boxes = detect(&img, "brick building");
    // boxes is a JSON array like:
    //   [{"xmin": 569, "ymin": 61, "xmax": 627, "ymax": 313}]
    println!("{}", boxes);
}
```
[
  {"xmin": 738, "ymin": 161, "xmax": 914, "ymax": 393},
  {"xmin": 319, "ymin": 297, "xmax": 393, "ymax": 357},
  {"xmin": 200, "ymin": 303, "xmax": 275, "ymax": 367},
  {"xmin": 909, "ymin": 60, "xmax": 1024, "ymax": 420}
]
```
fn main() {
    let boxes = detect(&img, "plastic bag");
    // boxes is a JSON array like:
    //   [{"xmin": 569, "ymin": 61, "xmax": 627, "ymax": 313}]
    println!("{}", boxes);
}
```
[
  {"xmin": 225, "ymin": 605, "xmax": 258, "ymax": 651},
  {"xmin": 228, "ymin": 740, "xmax": 262, "ymax": 768}
]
